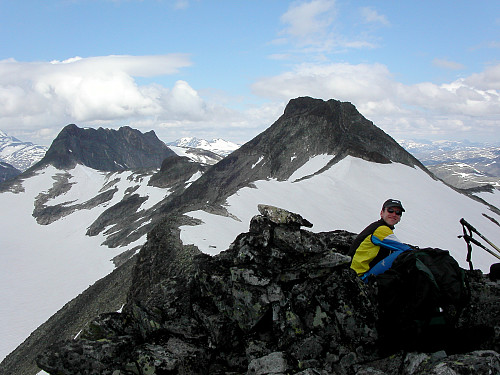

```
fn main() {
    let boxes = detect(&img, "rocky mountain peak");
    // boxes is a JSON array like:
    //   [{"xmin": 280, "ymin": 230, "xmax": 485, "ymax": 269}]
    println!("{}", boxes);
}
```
[
  {"xmin": 271, "ymin": 97, "xmax": 422, "ymax": 169},
  {"xmin": 171, "ymin": 97, "xmax": 427, "ymax": 209},
  {"xmin": 34, "ymin": 124, "xmax": 176, "ymax": 171}
]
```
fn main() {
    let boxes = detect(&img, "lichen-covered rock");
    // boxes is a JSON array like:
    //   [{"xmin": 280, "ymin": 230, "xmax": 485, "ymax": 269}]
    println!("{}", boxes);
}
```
[
  {"xmin": 247, "ymin": 351, "xmax": 290, "ymax": 375},
  {"xmin": 36, "ymin": 336, "xmax": 136, "ymax": 375},
  {"xmin": 36, "ymin": 207, "xmax": 500, "ymax": 375},
  {"xmin": 358, "ymin": 349, "xmax": 500, "ymax": 374},
  {"xmin": 258, "ymin": 204, "xmax": 313, "ymax": 228},
  {"xmin": 458, "ymin": 270, "xmax": 500, "ymax": 353}
]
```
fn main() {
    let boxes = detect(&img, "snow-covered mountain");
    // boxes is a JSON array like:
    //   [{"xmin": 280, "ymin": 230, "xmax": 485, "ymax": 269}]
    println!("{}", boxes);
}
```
[
  {"xmin": 2, "ymin": 98, "xmax": 500, "ymax": 374},
  {"xmin": 0, "ymin": 165, "xmax": 162, "ymax": 360},
  {"xmin": 167, "ymin": 136, "xmax": 240, "ymax": 157},
  {"xmin": 399, "ymin": 139, "xmax": 500, "ymax": 188},
  {"xmin": 0, "ymin": 130, "xmax": 48, "ymax": 171},
  {"xmin": 168, "ymin": 145, "xmax": 224, "ymax": 165}
]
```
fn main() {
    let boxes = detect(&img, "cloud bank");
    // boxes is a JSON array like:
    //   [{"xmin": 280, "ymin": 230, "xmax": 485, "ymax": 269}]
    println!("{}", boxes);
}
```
[
  {"xmin": 251, "ymin": 62, "xmax": 500, "ymax": 140},
  {"xmin": 0, "ymin": 54, "xmax": 282, "ymax": 144},
  {"xmin": 1, "ymin": 53, "xmax": 499, "ymax": 145}
]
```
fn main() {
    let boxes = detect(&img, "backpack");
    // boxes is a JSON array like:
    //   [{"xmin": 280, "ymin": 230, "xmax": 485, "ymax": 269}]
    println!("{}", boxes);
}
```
[{"xmin": 371, "ymin": 247, "xmax": 470, "ymax": 352}]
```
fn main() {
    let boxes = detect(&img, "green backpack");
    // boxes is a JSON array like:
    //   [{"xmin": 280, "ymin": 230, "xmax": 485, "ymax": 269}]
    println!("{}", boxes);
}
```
[{"xmin": 373, "ymin": 247, "xmax": 470, "ymax": 352}]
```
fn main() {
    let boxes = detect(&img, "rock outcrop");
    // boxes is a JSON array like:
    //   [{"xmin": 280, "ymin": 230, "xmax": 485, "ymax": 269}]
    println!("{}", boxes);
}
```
[
  {"xmin": 148, "ymin": 154, "xmax": 209, "ymax": 189},
  {"xmin": 0, "ymin": 161, "xmax": 21, "ymax": 183},
  {"xmin": 36, "ymin": 206, "xmax": 500, "ymax": 374}
]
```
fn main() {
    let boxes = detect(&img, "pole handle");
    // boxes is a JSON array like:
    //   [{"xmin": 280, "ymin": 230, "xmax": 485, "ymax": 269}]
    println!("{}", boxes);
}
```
[{"xmin": 461, "ymin": 218, "xmax": 500, "ymax": 255}]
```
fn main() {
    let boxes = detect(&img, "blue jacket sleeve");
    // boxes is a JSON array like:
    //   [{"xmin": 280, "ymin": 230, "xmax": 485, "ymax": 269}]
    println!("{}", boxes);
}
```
[{"xmin": 360, "ymin": 235, "xmax": 413, "ymax": 282}]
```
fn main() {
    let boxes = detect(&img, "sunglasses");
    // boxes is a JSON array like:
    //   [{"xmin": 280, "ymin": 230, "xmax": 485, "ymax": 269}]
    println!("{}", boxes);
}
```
[{"xmin": 386, "ymin": 208, "xmax": 402, "ymax": 216}]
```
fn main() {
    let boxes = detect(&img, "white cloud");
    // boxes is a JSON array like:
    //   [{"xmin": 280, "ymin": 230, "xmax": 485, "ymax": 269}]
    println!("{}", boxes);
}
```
[
  {"xmin": 360, "ymin": 7, "xmax": 390, "ymax": 26},
  {"xmin": 280, "ymin": 0, "xmax": 336, "ymax": 41},
  {"xmin": 0, "ymin": 55, "xmax": 193, "ymax": 141},
  {"xmin": 251, "ymin": 62, "xmax": 396, "ymax": 102},
  {"xmin": 251, "ymin": 62, "xmax": 500, "ymax": 141},
  {"xmin": 0, "ymin": 54, "xmax": 282, "ymax": 146},
  {"xmin": 277, "ymin": 1, "xmax": 381, "ymax": 54},
  {"xmin": 162, "ymin": 80, "xmax": 207, "ymax": 120},
  {"xmin": 463, "ymin": 64, "xmax": 500, "ymax": 91},
  {"xmin": 49, "ymin": 54, "xmax": 191, "ymax": 77},
  {"xmin": 433, "ymin": 58, "xmax": 465, "ymax": 70}
]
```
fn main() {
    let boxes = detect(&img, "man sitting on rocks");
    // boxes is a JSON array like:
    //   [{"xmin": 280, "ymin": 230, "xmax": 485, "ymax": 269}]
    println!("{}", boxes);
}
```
[
  {"xmin": 348, "ymin": 199, "xmax": 413, "ymax": 281},
  {"xmin": 348, "ymin": 199, "xmax": 479, "ymax": 353}
]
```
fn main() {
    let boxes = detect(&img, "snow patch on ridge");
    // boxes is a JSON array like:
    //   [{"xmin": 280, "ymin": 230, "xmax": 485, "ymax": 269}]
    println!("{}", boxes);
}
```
[
  {"xmin": 288, "ymin": 154, "xmax": 335, "ymax": 181},
  {"xmin": 185, "ymin": 171, "xmax": 203, "ymax": 188},
  {"xmin": 252, "ymin": 156, "xmax": 264, "ymax": 169}
]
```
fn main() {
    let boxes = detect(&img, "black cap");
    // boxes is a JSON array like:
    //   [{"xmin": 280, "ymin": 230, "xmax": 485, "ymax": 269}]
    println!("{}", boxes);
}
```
[{"xmin": 383, "ymin": 199, "xmax": 405, "ymax": 212}]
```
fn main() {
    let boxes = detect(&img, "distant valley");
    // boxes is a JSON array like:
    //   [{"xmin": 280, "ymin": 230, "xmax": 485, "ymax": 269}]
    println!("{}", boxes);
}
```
[{"xmin": 399, "ymin": 139, "xmax": 500, "ymax": 189}]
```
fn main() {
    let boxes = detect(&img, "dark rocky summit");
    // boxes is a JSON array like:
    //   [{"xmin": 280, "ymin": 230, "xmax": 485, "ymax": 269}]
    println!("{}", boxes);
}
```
[
  {"xmin": 36, "ymin": 206, "xmax": 500, "ymax": 374},
  {"xmin": 149, "ymin": 154, "xmax": 209, "ymax": 189},
  {"xmin": 34, "ymin": 124, "xmax": 176, "ymax": 171},
  {"xmin": 168, "ymin": 97, "xmax": 428, "ymax": 211}
]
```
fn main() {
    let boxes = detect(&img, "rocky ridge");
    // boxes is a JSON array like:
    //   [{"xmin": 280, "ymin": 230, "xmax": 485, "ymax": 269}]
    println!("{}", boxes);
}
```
[
  {"xmin": 36, "ymin": 206, "xmax": 500, "ymax": 374},
  {"xmin": 0, "ymin": 161, "xmax": 21, "ymax": 183},
  {"xmin": 35, "ymin": 124, "xmax": 176, "ymax": 171}
]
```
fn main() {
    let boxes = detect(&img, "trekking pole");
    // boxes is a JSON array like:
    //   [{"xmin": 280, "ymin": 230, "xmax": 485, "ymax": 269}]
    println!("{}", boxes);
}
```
[
  {"xmin": 461, "ymin": 234, "xmax": 500, "ymax": 261},
  {"xmin": 460, "ymin": 218, "xmax": 500, "ymax": 255},
  {"xmin": 459, "ymin": 222, "xmax": 474, "ymax": 270}
]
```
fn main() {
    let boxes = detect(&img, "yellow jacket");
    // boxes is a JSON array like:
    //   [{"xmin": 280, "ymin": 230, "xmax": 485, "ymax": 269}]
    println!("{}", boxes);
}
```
[{"xmin": 349, "ymin": 219, "xmax": 408, "ymax": 276}]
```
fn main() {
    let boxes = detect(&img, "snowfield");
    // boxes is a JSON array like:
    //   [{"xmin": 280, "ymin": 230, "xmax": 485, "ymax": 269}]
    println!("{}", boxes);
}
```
[{"xmin": 0, "ymin": 165, "xmax": 169, "ymax": 361}]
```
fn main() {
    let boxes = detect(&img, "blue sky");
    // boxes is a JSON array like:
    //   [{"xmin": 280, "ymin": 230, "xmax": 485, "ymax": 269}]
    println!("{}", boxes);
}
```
[{"xmin": 0, "ymin": 0, "xmax": 499, "ymax": 145}]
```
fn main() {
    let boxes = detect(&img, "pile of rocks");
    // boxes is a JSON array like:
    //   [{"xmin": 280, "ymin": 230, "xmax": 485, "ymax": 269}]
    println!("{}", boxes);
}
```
[{"xmin": 37, "ymin": 206, "xmax": 500, "ymax": 374}]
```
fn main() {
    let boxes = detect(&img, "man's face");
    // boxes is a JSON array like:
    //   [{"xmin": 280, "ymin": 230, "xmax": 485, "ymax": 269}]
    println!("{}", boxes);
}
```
[{"xmin": 380, "ymin": 206, "xmax": 402, "ymax": 226}]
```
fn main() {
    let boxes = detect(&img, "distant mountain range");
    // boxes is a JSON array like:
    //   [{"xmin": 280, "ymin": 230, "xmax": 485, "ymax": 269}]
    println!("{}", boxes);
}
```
[
  {"xmin": 167, "ymin": 137, "xmax": 240, "ymax": 157},
  {"xmin": 1, "ymin": 130, "xmax": 499, "ymax": 190},
  {"xmin": 399, "ymin": 139, "xmax": 500, "ymax": 189},
  {"xmin": 0, "ymin": 131, "xmax": 48, "ymax": 182}
]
